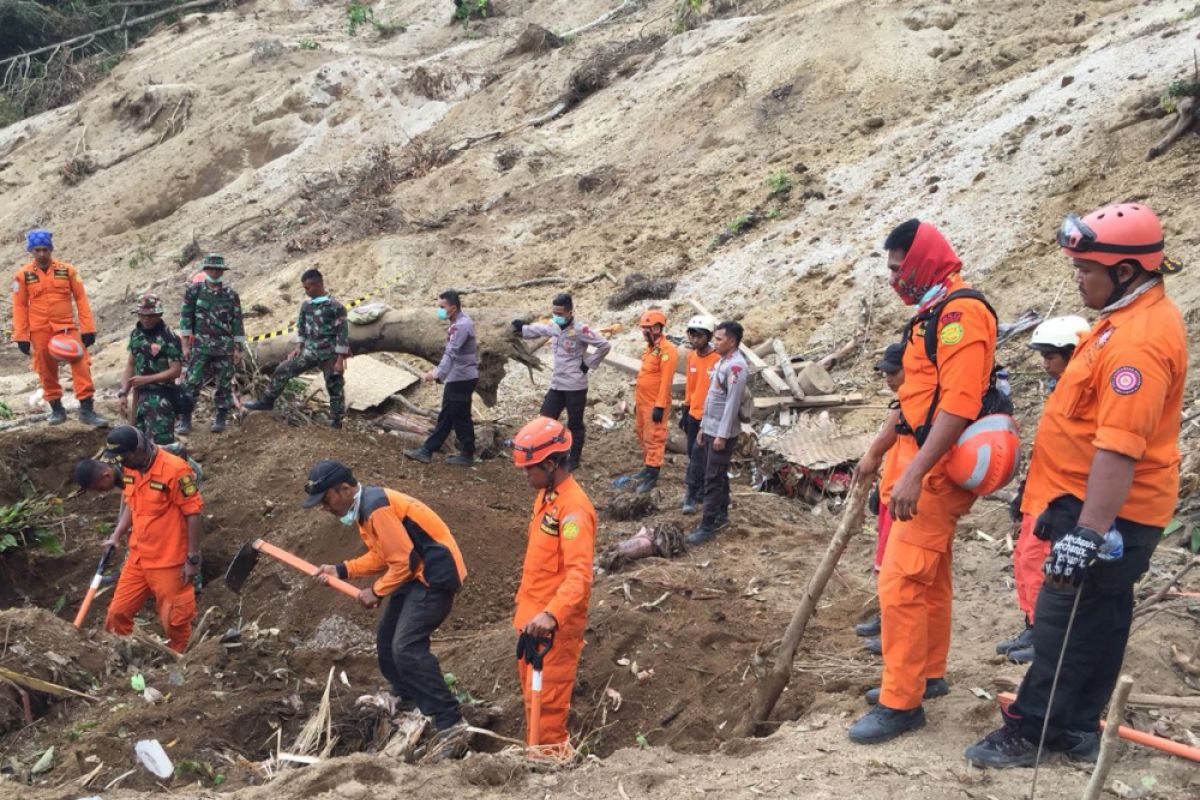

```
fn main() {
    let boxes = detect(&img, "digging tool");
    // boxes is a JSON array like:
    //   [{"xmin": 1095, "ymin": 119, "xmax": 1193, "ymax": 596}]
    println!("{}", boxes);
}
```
[
  {"xmin": 516, "ymin": 631, "xmax": 554, "ymax": 747},
  {"xmin": 223, "ymin": 538, "xmax": 360, "ymax": 599},
  {"xmin": 73, "ymin": 545, "xmax": 116, "ymax": 629}
]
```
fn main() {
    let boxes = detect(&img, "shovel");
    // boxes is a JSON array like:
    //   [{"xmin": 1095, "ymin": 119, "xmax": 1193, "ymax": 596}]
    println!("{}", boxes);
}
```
[
  {"xmin": 73, "ymin": 544, "xmax": 116, "ymax": 629},
  {"xmin": 223, "ymin": 538, "xmax": 360, "ymax": 599},
  {"xmin": 516, "ymin": 631, "xmax": 554, "ymax": 746}
]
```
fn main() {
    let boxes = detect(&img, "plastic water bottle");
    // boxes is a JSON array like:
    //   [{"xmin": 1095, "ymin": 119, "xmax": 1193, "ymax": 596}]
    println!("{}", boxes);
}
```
[
  {"xmin": 1096, "ymin": 525, "xmax": 1124, "ymax": 562},
  {"xmin": 996, "ymin": 368, "xmax": 1011, "ymax": 397}
]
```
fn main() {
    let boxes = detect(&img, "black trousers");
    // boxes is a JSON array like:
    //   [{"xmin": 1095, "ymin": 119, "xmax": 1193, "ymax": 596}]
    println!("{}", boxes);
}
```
[
  {"xmin": 687, "ymin": 433, "xmax": 735, "ymax": 523},
  {"xmin": 540, "ymin": 388, "xmax": 588, "ymax": 465},
  {"xmin": 376, "ymin": 582, "xmax": 462, "ymax": 730},
  {"xmin": 1009, "ymin": 494, "xmax": 1161, "ymax": 743},
  {"xmin": 424, "ymin": 379, "xmax": 476, "ymax": 456},
  {"xmin": 681, "ymin": 415, "xmax": 703, "ymax": 498}
]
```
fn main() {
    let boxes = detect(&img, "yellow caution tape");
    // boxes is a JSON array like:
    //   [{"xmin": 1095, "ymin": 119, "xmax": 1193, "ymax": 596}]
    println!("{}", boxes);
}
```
[{"xmin": 246, "ymin": 277, "xmax": 405, "ymax": 343}]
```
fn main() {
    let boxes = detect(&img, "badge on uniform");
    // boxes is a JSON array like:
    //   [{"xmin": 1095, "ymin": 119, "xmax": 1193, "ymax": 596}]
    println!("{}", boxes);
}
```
[
  {"xmin": 940, "ymin": 322, "xmax": 964, "ymax": 346},
  {"xmin": 24, "ymin": 272, "xmax": 38, "ymax": 284},
  {"xmin": 540, "ymin": 512, "xmax": 561, "ymax": 537},
  {"xmin": 148, "ymin": 480, "xmax": 168, "ymax": 492},
  {"xmin": 1110, "ymin": 366, "xmax": 1142, "ymax": 395},
  {"xmin": 53, "ymin": 268, "xmax": 69, "ymax": 279},
  {"xmin": 179, "ymin": 474, "xmax": 198, "ymax": 497},
  {"xmin": 562, "ymin": 520, "xmax": 580, "ymax": 540}
]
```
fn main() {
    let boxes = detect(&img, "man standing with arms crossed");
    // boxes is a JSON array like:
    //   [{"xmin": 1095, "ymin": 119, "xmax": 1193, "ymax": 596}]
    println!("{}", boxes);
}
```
[
  {"xmin": 405, "ymin": 291, "xmax": 478, "ymax": 466},
  {"xmin": 966, "ymin": 203, "xmax": 1186, "ymax": 767},
  {"xmin": 178, "ymin": 253, "xmax": 245, "ymax": 434},
  {"xmin": 686, "ymin": 321, "xmax": 748, "ymax": 545},
  {"xmin": 512, "ymin": 293, "xmax": 611, "ymax": 471}
]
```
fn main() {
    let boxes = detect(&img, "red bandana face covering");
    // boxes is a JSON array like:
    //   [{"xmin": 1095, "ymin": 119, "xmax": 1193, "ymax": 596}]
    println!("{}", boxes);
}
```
[{"xmin": 890, "ymin": 222, "xmax": 963, "ymax": 307}]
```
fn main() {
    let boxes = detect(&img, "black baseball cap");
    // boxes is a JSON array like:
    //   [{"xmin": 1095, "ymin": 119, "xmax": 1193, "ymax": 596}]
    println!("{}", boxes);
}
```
[
  {"xmin": 303, "ymin": 460, "xmax": 355, "ymax": 508},
  {"xmin": 103, "ymin": 426, "xmax": 143, "ymax": 460},
  {"xmin": 874, "ymin": 343, "xmax": 904, "ymax": 374}
]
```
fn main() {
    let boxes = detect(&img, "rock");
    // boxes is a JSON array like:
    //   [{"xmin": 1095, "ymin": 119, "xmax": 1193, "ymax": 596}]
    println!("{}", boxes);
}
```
[
  {"xmin": 1054, "ymin": 124, "xmax": 1072, "ymax": 137},
  {"xmin": 507, "ymin": 24, "xmax": 564, "ymax": 57},
  {"xmin": 1061, "ymin": 75, "xmax": 1075, "ymax": 88},
  {"xmin": 902, "ymin": 6, "xmax": 958, "ymax": 31},
  {"xmin": 134, "ymin": 740, "xmax": 173, "ymax": 779},
  {"xmin": 860, "ymin": 116, "xmax": 885, "ymax": 132}
]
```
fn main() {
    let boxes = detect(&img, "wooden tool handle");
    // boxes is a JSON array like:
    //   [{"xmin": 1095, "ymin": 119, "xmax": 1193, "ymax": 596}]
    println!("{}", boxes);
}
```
[{"xmin": 253, "ymin": 539, "xmax": 362, "ymax": 600}]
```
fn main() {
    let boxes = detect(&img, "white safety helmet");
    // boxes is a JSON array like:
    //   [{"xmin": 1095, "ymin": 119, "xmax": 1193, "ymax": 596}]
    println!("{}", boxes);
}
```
[
  {"xmin": 685, "ymin": 314, "xmax": 718, "ymax": 335},
  {"xmin": 1028, "ymin": 315, "xmax": 1090, "ymax": 353}
]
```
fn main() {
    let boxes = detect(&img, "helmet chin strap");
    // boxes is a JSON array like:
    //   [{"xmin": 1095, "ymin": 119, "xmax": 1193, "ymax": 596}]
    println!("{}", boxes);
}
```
[{"xmin": 1104, "ymin": 263, "xmax": 1140, "ymax": 307}]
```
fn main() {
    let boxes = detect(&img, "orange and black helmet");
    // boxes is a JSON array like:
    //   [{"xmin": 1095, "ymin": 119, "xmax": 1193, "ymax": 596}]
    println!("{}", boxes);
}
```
[{"xmin": 510, "ymin": 416, "xmax": 572, "ymax": 468}]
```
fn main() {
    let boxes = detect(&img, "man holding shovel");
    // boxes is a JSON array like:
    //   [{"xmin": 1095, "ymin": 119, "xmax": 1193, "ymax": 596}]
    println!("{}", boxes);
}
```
[{"xmin": 305, "ymin": 460, "xmax": 468, "ymax": 735}]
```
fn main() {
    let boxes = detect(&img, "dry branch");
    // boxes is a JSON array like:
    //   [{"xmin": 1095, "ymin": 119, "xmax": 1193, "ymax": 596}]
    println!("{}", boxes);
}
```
[
  {"xmin": 1082, "ymin": 675, "xmax": 1133, "ymax": 800},
  {"xmin": 1133, "ymin": 556, "xmax": 1200, "ymax": 617}
]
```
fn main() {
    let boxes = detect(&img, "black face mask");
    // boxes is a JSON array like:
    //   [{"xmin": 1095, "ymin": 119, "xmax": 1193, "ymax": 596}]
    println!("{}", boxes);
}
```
[{"xmin": 138, "ymin": 320, "xmax": 165, "ymax": 335}]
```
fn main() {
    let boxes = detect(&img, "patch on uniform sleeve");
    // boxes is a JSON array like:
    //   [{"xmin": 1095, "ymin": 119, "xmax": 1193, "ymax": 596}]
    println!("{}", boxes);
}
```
[
  {"xmin": 10, "ymin": 281, "xmax": 18, "ymax": 293},
  {"xmin": 939, "ymin": 322, "xmax": 964, "ymax": 346},
  {"xmin": 730, "ymin": 365, "xmax": 743, "ymax": 379},
  {"xmin": 123, "ymin": 474, "xmax": 135, "ymax": 485},
  {"xmin": 53, "ymin": 268, "xmax": 70, "ymax": 279},
  {"xmin": 539, "ymin": 511, "xmax": 561, "ymax": 537},
  {"xmin": 939, "ymin": 311, "xmax": 962, "ymax": 324},
  {"xmin": 148, "ymin": 480, "xmax": 168, "ymax": 492},
  {"xmin": 562, "ymin": 518, "xmax": 580, "ymax": 540},
  {"xmin": 179, "ymin": 474, "xmax": 198, "ymax": 497},
  {"xmin": 24, "ymin": 272, "xmax": 38, "ymax": 284},
  {"xmin": 1095, "ymin": 328, "xmax": 1114, "ymax": 349},
  {"xmin": 1110, "ymin": 366, "xmax": 1142, "ymax": 395},
  {"xmin": 661, "ymin": 352, "xmax": 669, "ymax": 362}
]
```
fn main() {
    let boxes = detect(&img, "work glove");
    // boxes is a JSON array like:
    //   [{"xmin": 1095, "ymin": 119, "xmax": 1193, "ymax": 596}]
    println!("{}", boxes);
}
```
[
  {"xmin": 1045, "ymin": 525, "xmax": 1104, "ymax": 587},
  {"xmin": 651, "ymin": 406, "xmax": 664, "ymax": 424},
  {"xmin": 81, "ymin": 333, "xmax": 95, "ymax": 348},
  {"xmin": 580, "ymin": 362, "xmax": 589, "ymax": 374},
  {"xmin": 677, "ymin": 409, "xmax": 687, "ymax": 431},
  {"xmin": 16, "ymin": 341, "xmax": 30, "ymax": 356},
  {"xmin": 1009, "ymin": 480, "xmax": 1026, "ymax": 524},
  {"xmin": 511, "ymin": 319, "xmax": 525, "ymax": 333},
  {"xmin": 868, "ymin": 484, "xmax": 881, "ymax": 516}
]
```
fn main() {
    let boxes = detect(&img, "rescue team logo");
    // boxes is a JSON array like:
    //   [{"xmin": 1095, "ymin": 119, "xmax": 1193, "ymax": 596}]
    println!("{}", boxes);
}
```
[
  {"xmin": 1095, "ymin": 328, "xmax": 1115, "ymax": 349},
  {"xmin": 562, "ymin": 520, "xmax": 580, "ymax": 540},
  {"xmin": 940, "ymin": 311, "xmax": 962, "ymax": 324},
  {"xmin": 939, "ymin": 322, "xmax": 964, "ymax": 346},
  {"xmin": 180, "ymin": 474, "xmax": 199, "ymax": 497},
  {"xmin": 1110, "ymin": 366, "xmax": 1142, "ymax": 396}
]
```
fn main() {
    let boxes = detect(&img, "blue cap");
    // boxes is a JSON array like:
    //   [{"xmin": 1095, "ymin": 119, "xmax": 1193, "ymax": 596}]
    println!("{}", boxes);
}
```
[{"xmin": 26, "ymin": 229, "xmax": 53, "ymax": 252}]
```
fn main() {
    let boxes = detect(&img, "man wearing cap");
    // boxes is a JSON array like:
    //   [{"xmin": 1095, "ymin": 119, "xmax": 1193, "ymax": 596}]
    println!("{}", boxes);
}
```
[
  {"xmin": 404, "ymin": 290, "xmax": 478, "ymax": 466},
  {"xmin": 87, "ymin": 426, "xmax": 203, "ymax": 653},
  {"xmin": 307, "ymin": 461, "xmax": 468, "ymax": 733},
  {"xmin": 10, "ymin": 229, "xmax": 108, "ymax": 427},
  {"xmin": 512, "ymin": 293, "xmax": 611, "ymax": 471},
  {"xmin": 967, "ymin": 203, "xmax": 1187, "ymax": 768},
  {"xmin": 178, "ymin": 253, "xmax": 245, "ymax": 434},
  {"xmin": 120, "ymin": 293, "xmax": 185, "ymax": 445},
  {"xmin": 628, "ymin": 307, "xmax": 678, "ymax": 494},
  {"xmin": 245, "ymin": 269, "xmax": 350, "ymax": 428}
]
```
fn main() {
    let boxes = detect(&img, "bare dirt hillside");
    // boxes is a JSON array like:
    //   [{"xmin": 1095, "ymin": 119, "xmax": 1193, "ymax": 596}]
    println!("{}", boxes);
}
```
[{"xmin": 2, "ymin": 0, "xmax": 1200, "ymax": 797}]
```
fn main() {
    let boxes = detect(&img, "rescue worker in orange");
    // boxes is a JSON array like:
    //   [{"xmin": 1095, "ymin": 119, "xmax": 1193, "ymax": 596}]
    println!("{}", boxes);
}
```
[
  {"xmin": 849, "ymin": 220, "xmax": 997, "ymax": 744},
  {"xmin": 78, "ymin": 426, "xmax": 202, "ymax": 653},
  {"xmin": 511, "ymin": 417, "xmax": 596, "ymax": 750},
  {"xmin": 967, "ymin": 203, "xmax": 1186, "ymax": 768},
  {"xmin": 627, "ymin": 308, "xmax": 678, "ymax": 494},
  {"xmin": 680, "ymin": 314, "xmax": 719, "ymax": 514},
  {"xmin": 309, "ymin": 460, "xmax": 468, "ymax": 734},
  {"xmin": 10, "ymin": 229, "xmax": 108, "ymax": 427}
]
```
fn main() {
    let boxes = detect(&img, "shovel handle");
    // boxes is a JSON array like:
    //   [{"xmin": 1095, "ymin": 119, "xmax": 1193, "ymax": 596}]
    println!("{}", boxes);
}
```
[
  {"xmin": 253, "ymin": 539, "xmax": 361, "ymax": 600},
  {"xmin": 73, "ymin": 545, "xmax": 116, "ymax": 629}
]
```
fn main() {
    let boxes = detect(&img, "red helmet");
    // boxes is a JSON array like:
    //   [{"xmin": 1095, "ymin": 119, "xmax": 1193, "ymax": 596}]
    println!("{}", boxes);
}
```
[
  {"xmin": 48, "ymin": 334, "xmax": 86, "ymax": 364},
  {"xmin": 511, "ymin": 416, "xmax": 572, "ymax": 468},
  {"xmin": 639, "ymin": 308, "xmax": 667, "ymax": 328},
  {"xmin": 944, "ymin": 414, "xmax": 1021, "ymax": 496},
  {"xmin": 1057, "ymin": 203, "xmax": 1177, "ymax": 273}
]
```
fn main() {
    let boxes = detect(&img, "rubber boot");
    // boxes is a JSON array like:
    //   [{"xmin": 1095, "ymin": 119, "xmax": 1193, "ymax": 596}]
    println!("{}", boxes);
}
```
[
  {"xmin": 243, "ymin": 397, "xmax": 276, "ymax": 412},
  {"xmin": 687, "ymin": 518, "xmax": 718, "ymax": 545},
  {"xmin": 330, "ymin": 416, "xmax": 343, "ymax": 430},
  {"xmin": 78, "ymin": 398, "xmax": 109, "ymax": 427},
  {"xmin": 848, "ymin": 704, "xmax": 926, "ymax": 745},
  {"xmin": 403, "ymin": 447, "xmax": 433, "ymax": 464},
  {"xmin": 176, "ymin": 412, "xmax": 192, "ymax": 435},
  {"xmin": 210, "ymin": 410, "xmax": 227, "ymax": 433},
  {"xmin": 681, "ymin": 490, "xmax": 698, "ymax": 515},
  {"xmin": 854, "ymin": 614, "xmax": 881, "ymax": 637},
  {"xmin": 48, "ymin": 400, "xmax": 68, "ymax": 426},
  {"xmin": 866, "ymin": 677, "xmax": 949, "ymax": 705},
  {"xmin": 635, "ymin": 466, "xmax": 659, "ymax": 494},
  {"xmin": 445, "ymin": 454, "xmax": 475, "ymax": 466}
]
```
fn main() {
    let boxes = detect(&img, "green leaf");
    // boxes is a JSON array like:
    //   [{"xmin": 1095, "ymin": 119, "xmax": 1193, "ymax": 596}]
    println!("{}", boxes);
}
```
[
  {"xmin": 214, "ymin": 774, "xmax": 226, "ymax": 786},
  {"xmin": 1163, "ymin": 518, "xmax": 1184, "ymax": 537},
  {"xmin": 31, "ymin": 746, "xmax": 54, "ymax": 775},
  {"xmin": 0, "ymin": 534, "xmax": 17, "ymax": 552},
  {"xmin": 131, "ymin": 673, "xmax": 146, "ymax": 692},
  {"xmin": 635, "ymin": 733, "xmax": 648, "ymax": 749},
  {"xmin": 1140, "ymin": 775, "xmax": 1158, "ymax": 791},
  {"xmin": 51, "ymin": 595, "xmax": 66, "ymax": 614},
  {"xmin": 1190, "ymin": 526, "xmax": 1200, "ymax": 554}
]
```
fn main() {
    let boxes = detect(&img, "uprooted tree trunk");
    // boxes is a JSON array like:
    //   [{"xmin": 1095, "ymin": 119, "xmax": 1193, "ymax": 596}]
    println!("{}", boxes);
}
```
[
  {"xmin": 733, "ymin": 477, "xmax": 871, "ymax": 737},
  {"xmin": 250, "ymin": 309, "xmax": 541, "ymax": 406}
]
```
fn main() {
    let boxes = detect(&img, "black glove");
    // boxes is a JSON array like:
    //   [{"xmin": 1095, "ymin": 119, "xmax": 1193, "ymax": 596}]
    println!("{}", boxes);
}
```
[
  {"xmin": 16, "ymin": 341, "xmax": 30, "ymax": 356},
  {"xmin": 868, "ymin": 484, "xmax": 881, "ymax": 516},
  {"xmin": 580, "ymin": 362, "xmax": 589, "ymax": 374},
  {"xmin": 1009, "ymin": 480, "xmax": 1026, "ymax": 524},
  {"xmin": 651, "ymin": 406, "xmax": 664, "ymax": 424},
  {"xmin": 677, "ymin": 409, "xmax": 688, "ymax": 431},
  {"xmin": 1045, "ymin": 525, "xmax": 1104, "ymax": 586},
  {"xmin": 511, "ymin": 319, "xmax": 524, "ymax": 333},
  {"xmin": 81, "ymin": 333, "xmax": 95, "ymax": 348}
]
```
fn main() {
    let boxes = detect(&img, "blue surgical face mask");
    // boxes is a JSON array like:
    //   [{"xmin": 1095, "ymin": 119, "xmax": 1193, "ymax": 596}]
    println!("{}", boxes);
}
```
[
  {"xmin": 436, "ymin": 307, "xmax": 449, "ymax": 321},
  {"xmin": 339, "ymin": 485, "xmax": 362, "ymax": 526},
  {"xmin": 310, "ymin": 295, "xmax": 329, "ymax": 304},
  {"xmin": 552, "ymin": 314, "xmax": 569, "ymax": 327},
  {"xmin": 1046, "ymin": 377, "xmax": 1058, "ymax": 392},
  {"xmin": 205, "ymin": 273, "xmax": 223, "ymax": 284}
]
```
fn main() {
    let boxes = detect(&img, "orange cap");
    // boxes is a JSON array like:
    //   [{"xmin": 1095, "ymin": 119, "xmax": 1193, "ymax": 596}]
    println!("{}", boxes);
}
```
[{"xmin": 511, "ymin": 416, "xmax": 572, "ymax": 468}]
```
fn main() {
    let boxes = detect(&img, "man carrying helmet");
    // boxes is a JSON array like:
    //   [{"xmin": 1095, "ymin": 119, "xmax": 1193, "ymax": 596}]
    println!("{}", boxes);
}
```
[
  {"xmin": 680, "ymin": 314, "xmax": 719, "ymax": 514},
  {"xmin": 629, "ymin": 308, "xmax": 678, "ymax": 494},
  {"xmin": 966, "ymin": 203, "xmax": 1186, "ymax": 768},
  {"xmin": 512, "ymin": 293, "xmax": 612, "ymax": 470},
  {"xmin": 996, "ymin": 315, "xmax": 1090, "ymax": 665},
  {"xmin": 10, "ymin": 229, "xmax": 108, "ymax": 427},
  {"xmin": 178, "ymin": 254, "xmax": 245, "ymax": 434},
  {"xmin": 849, "ymin": 219, "xmax": 999, "ymax": 745},
  {"xmin": 120, "ymin": 293, "xmax": 186, "ymax": 445},
  {"xmin": 511, "ymin": 417, "xmax": 596, "ymax": 750}
]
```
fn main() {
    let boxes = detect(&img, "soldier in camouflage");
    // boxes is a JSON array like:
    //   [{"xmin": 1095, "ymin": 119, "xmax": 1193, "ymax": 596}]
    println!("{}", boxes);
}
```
[
  {"xmin": 244, "ymin": 269, "xmax": 349, "ymax": 428},
  {"xmin": 119, "ymin": 293, "xmax": 184, "ymax": 446},
  {"xmin": 178, "ymin": 253, "xmax": 245, "ymax": 434}
]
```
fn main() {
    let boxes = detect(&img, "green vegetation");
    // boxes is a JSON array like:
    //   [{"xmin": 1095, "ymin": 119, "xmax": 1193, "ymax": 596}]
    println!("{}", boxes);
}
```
[
  {"xmin": 126, "ymin": 236, "xmax": 154, "ymax": 270},
  {"xmin": 347, "ymin": 3, "xmax": 404, "ymax": 38},
  {"xmin": 297, "ymin": 38, "xmax": 319, "ymax": 50},
  {"xmin": 672, "ymin": 0, "xmax": 703, "ymax": 34},
  {"xmin": 0, "ymin": 400, "xmax": 14, "ymax": 420},
  {"xmin": 452, "ymin": 0, "xmax": 489, "ymax": 31},
  {"xmin": 0, "ymin": 494, "xmax": 65, "ymax": 555},
  {"xmin": 766, "ymin": 169, "xmax": 793, "ymax": 196}
]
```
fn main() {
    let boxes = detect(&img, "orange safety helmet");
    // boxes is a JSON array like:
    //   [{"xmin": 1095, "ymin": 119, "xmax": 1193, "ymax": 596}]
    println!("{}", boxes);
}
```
[
  {"xmin": 47, "ymin": 333, "xmax": 86, "ymax": 364},
  {"xmin": 639, "ymin": 309, "xmax": 667, "ymax": 328},
  {"xmin": 944, "ymin": 414, "xmax": 1021, "ymax": 496},
  {"xmin": 511, "ymin": 416, "xmax": 572, "ymax": 468},
  {"xmin": 1057, "ymin": 203, "xmax": 1177, "ymax": 273}
]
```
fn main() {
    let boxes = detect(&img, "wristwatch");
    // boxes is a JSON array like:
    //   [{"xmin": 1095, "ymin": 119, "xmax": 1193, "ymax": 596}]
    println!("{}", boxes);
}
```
[{"xmin": 186, "ymin": 553, "xmax": 202, "ymax": 566}]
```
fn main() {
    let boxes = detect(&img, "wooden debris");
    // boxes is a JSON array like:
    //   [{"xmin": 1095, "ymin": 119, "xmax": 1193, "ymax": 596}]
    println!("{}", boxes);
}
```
[
  {"xmin": 771, "ymin": 340, "xmax": 805, "ymax": 400},
  {"xmin": 796, "ymin": 362, "xmax": 836, "ymax": 396},
  {"xmin": 753, "ymin": 392, "xmax": 864, "ymax": 410}
]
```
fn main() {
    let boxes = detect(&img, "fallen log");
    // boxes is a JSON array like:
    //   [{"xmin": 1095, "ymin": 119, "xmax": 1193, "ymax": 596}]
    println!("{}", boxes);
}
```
[
  {"xmin": 752, "ymin": 392, "xmax": 864, "ymax": 410},
  {"xmin": 771, "ymin": 340, "xmax": 805, "ymax": 400}
]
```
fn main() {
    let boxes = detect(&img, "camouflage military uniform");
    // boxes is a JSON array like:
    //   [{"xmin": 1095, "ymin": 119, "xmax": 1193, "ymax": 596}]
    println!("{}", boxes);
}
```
[
  {"xmin": 261, "ymin": 296, "xmax": 350, "ymax": 418},
  {"xmin": 178, "ymin": 279, "xmax": 245, "ymax": 412},
  {"xmin": 128, "ymin": 321, "xmax": 184, "ymax": 445}
]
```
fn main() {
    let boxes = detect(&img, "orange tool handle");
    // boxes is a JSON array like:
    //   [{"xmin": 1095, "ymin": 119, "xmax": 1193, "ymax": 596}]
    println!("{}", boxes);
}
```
[
  {"xmin": 998, "ymin": 692, "xmax": 1200, "ymax": 762},
  {"xmin": 73, "ymin": 544, "xmax": 116, "ymax": 629},
  {"xmin": 529, "ymin": 669, "xmax": 543, "ymax": 747},
  {"xmin": 253, "ymin": 539, "xmax": 362, "ymax": 600}
]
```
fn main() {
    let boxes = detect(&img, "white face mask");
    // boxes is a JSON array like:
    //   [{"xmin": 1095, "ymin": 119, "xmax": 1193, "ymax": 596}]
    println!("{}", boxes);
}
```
[{"xmin": 339, "ymin": 485, "xmax": 363, "ymax": 526}]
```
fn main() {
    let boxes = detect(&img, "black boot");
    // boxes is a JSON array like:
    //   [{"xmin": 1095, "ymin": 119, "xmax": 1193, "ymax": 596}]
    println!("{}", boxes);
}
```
[
  {"xmin": 47, "ymin": 400, "xmax": 67, "ymax": 426},
  {"xmin": 1052, "ymin": 729, "xmax": 1100, "ymax": 763},
  {"xmin": 330, "ymin": 416, "xmax": 343, "ymax": 430},
  {"xmin": 865, "ymin": 677, "xmax": 949, "ymax": 705},
  {"xmin": 403, "ymin": 447, "xmax": 433, "ymax": 464},
  {"xmin": 687, "ymin": 518, "xmax": 718, "ymax": 545},
  {"xmin": 78, "ymin": 398, "xmax": 109, "ymax": 427},
  {"xmin": 243, "ymin": 398, "xmax": 276, "ymax": 412},
  {"xmin": 210, "ymin": 410, "xmax": 227, "ymax": 433},
  {"xmin": 635, "ymin": 466, "xmax": 659, "ymax": 494},
  {"xmin": 681, "ymin": 490, "xmax": 698, "ymax": 515},
  {"xmin": 1007, "ymin": 645, "xmax": 1035, "ymax": 664},
  {"xmin": 964, "ymin": 720, "xmax": 1038, "ymax": 768},
  {"xmin": 848, "ymin": 703, "xmax": 926, "ymax": 745},
  {"xmin": 996, "ymin": 621, "xmax": 1034, "ymax": 655},
  {"xmin": 445, "ymin": 454, "xmax": 475, "ymax": 466},
  {"xmin": 176, "ymin": 412, "xmax": 192, "ymax": 435},
  {"xmin": 862, "ymin": 636, "xmax": 882, "ymax": 655},
  {"xmin": 854, "ymin": 614, "xmax": 881, "ymax": 637}
]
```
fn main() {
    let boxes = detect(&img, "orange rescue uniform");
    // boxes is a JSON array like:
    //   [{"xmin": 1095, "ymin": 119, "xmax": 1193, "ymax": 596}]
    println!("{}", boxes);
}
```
[
  {"xmin": 635, "ymin": 339, "xmax": 679, "ymax": 467},
  {"xmin": 514, "ymin": 476, "xmax": 596, "ymax": 746},
  {"xmin": 684, "ymin": 349, "xmax": 719, "ymax": 420},
  {"xmin": 105, "ymin": 448, "xmax": 203, "ymax": 652},
  {"xmin": 874, "ymin": 422, "xmax": 914, "ymax": 570},
  {"xmin": 879, "ymin": 274, "xmax": 996, "ymax": 711},
  {"xmin": 10, "ymin": 259, "xmax": 97, "ymax": 402}
]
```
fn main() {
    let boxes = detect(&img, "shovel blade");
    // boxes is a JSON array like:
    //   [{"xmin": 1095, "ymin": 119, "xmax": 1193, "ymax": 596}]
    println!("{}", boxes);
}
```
[{"xmin": 223, "ymin": 542, "xmax": 260, "ymax": 593}]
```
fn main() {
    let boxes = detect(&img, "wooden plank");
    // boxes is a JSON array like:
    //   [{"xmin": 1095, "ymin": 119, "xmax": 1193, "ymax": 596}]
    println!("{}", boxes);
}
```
[
  {"xmin": 752, "ymin": 392, "xmax": 865, "ymax": 410},
  {"xmin": 604, "ymin": 353, "xmax": 686, "ymax": 396},
  {"xmin": 771, "ymin": 339, "xmax": 805, "ymax": 399}
]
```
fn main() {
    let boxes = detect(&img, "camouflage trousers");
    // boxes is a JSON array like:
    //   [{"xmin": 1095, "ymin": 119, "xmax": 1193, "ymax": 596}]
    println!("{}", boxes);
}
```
[
  {"xmin": 183, "ymin": 349, "xmax": 236, "ymax": 412},
  {"xmin": 135, "ymin": 389, "xmax": 178, "ymax": 445},
  {"xmin": 264, "ymin": 351, "xmax": 345, "ymax": 417}
]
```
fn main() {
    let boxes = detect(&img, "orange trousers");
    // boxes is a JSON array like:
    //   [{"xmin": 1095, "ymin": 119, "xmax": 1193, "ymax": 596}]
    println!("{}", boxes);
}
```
[
  {"xmin": 879, "ymin": 474, "xmax": 974, "ymax": 710},
  {"xmin": 1013, "ymin": 513, "xmax": 1050, "ymax": 623},
  {"xmin": 105, "ymin": 558, "xmax": 195, "ymax": 653},
  {"xmin": 30, "ymin": 328, "xmax": 94, "ymax": 402},
  {"xmin": 634, "ymin": 402, "xmax": 668, "ymax": 468},
  {"xmin": 517, "ymin": 631, "xmax": 585, "ymax": 746}
]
